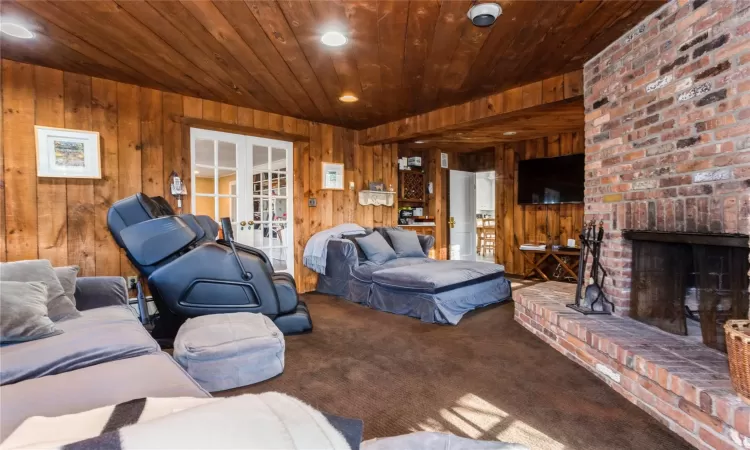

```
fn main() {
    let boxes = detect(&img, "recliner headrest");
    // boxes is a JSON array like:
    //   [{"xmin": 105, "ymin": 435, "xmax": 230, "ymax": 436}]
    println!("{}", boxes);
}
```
[
  {"xmin": 108, "ymin": 193, "xmax": 160, "ymax": 249},
  {"xmin": 150, "ymin": 196, "xmax": 176, "ymax": 216},
  {"xmin": 108, "ymin": 192, "xmax": 219, "ymax": 250}
]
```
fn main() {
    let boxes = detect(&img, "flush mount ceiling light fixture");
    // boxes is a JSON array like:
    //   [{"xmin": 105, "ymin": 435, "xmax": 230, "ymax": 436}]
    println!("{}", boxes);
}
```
[
  {"xmin": 414, "ymin": 140, "xmax": 426, "ymax": 144},
  {"xmin": 503, "ymin": 131, "xmax": 517, "ymax": 136},
  {"xmin": 321, "ymin": 31, "xmax": 347, "ymax": 47},
  {"xmin": 339, "ymin": 94, "xmax": 358, "ymax": 103},
  {"xmin": 467, "ymin": 3, "xmax": 502, "ymax": 27},
  {"xmin": 0, "ymin": 22, "xmax": 34, "ymax": 39}
]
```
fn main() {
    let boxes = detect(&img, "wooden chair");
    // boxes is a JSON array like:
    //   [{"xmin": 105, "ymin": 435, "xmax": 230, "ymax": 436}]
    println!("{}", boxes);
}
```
[
  {"xmin": 479, "ymin": 218, "xmax": 496, "ymax": 257},
  {"xmin": 476, "ymin": 219, "xmax": 484, "ymax": 255}
]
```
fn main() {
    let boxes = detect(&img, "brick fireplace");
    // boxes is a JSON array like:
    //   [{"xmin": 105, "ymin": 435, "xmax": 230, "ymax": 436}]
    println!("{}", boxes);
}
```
[
  {"xmin": 585, "ymin": 0, "xmax": 750, "ymax": 317},
  {"xmin": 514, "ymin": 1, "xmax": 750, "ymax": 448}
]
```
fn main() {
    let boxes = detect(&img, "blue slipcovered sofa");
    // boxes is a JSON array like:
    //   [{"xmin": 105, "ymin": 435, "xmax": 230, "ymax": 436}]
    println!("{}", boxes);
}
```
[{"xmin": 316, "ymin": 227, "xmax": 512, "ymax": 324}]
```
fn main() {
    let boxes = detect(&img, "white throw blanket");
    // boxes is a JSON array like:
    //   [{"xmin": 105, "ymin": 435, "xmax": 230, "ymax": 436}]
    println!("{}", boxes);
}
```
[
  {"xmin": 1, "ymin": 393, "xmax": 350, "ymax": 450},
  {"xmin": 303, "ymin": 223, "xmax": 365, "ymax": 274}
]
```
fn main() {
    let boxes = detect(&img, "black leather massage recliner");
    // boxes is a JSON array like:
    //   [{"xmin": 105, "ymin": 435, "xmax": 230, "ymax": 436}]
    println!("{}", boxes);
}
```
[{"xmin": 107, "ymin": 193, "xmax": 312, "ymax": 338}]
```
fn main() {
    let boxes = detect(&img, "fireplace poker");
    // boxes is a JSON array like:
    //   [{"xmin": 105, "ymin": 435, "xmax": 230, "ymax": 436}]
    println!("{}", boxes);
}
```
[{"xmin": 573, "ymin": 220, "xmax": 594, "ymax": 307}]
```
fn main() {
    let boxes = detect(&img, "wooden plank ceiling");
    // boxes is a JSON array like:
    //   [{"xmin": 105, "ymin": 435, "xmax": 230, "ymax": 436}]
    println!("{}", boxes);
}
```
[
  {"xmin": 402, "ymin": 98, "xmax": 585, "ymax": 152},
  {"xmin": 0, "ymin": 0, "xmax": 661, "ymax": 129}
]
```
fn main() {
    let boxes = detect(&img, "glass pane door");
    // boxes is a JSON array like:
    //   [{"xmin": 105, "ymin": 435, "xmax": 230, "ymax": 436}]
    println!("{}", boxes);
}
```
[
  {"xmin": 245, "ymin": 142, "xmax": 292, "ymax": 272},
  {"xmin": 191, "ymin": 128, "xmax": 293, "ymax": 276},
  {"xmin": 192, "ymin": 135, "xmax": 239, "ymax": 236}
]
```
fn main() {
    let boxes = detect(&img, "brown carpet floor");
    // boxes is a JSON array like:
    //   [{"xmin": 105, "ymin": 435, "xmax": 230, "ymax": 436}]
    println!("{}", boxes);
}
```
[{"xmin": 217, "ymin": 289, "xmax": 691, "ymax": 449}]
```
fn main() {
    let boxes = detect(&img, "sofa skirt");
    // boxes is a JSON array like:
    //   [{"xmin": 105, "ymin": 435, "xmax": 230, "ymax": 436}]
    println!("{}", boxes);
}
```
[
  {"xmin": 346, "ymin": 275, "xmax": 511, "ymax": 325},
  {"xmin": 346, "ymin": 278, "xmax": 372, "ymax": 305}
]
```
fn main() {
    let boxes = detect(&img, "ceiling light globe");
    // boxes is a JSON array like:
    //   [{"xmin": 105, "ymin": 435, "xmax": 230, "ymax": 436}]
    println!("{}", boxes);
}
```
[
  {"xmin": 321, "ymin": 31, "xmax": 347, "ymax": 47},
  {"xmin": 0, "ymin": 23, "xmax": 34, "ymax": 39},
  {"xmin": 339, "ymin": 94, "xmax": 358, "ymax": 103}
]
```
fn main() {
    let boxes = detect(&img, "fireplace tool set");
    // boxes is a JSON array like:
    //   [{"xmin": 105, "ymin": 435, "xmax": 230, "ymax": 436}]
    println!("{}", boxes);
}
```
[{"xmin": 567, "ymin": 220, "xmax": 615, "ymax": 315}]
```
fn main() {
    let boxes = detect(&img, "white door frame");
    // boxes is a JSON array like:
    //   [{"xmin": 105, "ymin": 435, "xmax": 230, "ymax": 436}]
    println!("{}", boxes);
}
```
[
  {"xmin": 190, "ymin": 128, "xmax": 295, "ymax": 276},
  {"xmin": 448, "ymin": 170, "xmax": 477, "ymax": 261}
]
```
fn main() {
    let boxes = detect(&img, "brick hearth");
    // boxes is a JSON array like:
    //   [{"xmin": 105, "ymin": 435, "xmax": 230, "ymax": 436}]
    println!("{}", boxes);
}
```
[{"xmin": 515, "ymin": 282, "xmax": 750, "ymax": 449}]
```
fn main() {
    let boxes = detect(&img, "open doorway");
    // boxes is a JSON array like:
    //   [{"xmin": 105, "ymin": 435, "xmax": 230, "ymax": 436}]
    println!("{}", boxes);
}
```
[
  {"xmin": 475, "ymin": 171, "xmax": 496, "ymax": 263},
  {"xmin": 448, "ymin": 170, "xmax": 497, "ymax": 263},
  {"xmin": 448, "ymin": 170, "xmax": 476, "ymax": 261}
]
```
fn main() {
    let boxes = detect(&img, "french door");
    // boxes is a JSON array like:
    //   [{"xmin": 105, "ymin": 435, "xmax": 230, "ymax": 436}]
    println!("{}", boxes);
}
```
[{"xmin": 190, "ymin": 128, "xmax": 294, "ymax": 275}]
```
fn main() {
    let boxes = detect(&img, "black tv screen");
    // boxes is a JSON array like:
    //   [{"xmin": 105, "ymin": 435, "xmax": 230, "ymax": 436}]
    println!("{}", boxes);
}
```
[{"xmin": 517, "ymin": 154, "xmax": 584, "ymax": 205}]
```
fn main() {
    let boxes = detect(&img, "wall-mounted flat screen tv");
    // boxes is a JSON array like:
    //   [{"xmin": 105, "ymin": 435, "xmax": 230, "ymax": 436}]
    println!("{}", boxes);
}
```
[{"xmin": 517, "ymin": 154, "xmax": 585, "ymax": 205}]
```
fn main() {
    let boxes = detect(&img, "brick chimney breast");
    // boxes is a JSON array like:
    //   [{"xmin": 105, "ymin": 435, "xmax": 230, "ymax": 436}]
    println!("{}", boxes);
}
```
[{"xmin": 584, "ymin": 0, "xmax": 750, "ymax": 313}]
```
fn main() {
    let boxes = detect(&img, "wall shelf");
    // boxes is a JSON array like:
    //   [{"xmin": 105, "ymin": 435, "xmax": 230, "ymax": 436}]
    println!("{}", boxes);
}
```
[{"xmin": 358, "ymin": 190, "xmax": 396, "ymax": 206}]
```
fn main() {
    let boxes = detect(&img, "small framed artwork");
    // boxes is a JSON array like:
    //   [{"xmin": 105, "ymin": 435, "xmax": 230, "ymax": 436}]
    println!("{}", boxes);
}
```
[
  {"xmin": 322, "ymin": 162, "xmax": 344, "ymax": 190},
  {"xmin": 35, "ymin": 126, "xmax": 101, "ymax": 179},
  {"xmin": 368, "ymin": 181, "xmax": 385, "ymax": 191},
  {"xmin": 441, "ymin": 152, "xmax": 449, "ymax": 169}
]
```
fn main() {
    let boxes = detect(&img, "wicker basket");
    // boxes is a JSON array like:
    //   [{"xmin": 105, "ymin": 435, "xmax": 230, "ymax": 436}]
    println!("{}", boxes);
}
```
[{"xmin": 725, "ymin": 320, "xmax": 750, "ymax": 404}]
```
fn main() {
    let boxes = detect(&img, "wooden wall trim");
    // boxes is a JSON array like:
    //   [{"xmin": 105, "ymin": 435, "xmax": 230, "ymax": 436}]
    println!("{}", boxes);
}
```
[
  {"xmin": 358, "ymin": 70, "xmax": 583, "ymax": 145},
  {"xmin": 173, "ymin": 115, "xmax": 309, "ymax": 142}
]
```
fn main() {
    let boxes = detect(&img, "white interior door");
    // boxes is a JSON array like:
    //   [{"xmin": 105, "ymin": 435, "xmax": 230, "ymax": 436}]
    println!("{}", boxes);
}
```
[
  {"xmin": 241, "ymin": 137, "xmax": 294, "ymax": 274},
  {"xmin": 449, "ymin": 170, "xmax": 477, "ymax": 261},
  {"xmin": 190, "ymin": 128, "xmax": 294, "ymax": 275}
]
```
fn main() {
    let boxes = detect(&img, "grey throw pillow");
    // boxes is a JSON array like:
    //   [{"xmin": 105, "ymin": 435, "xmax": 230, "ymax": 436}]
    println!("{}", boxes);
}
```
[
  {"xmin": 0, "ymin": 281, "xmax": 63, "ymax": 344},
  {"xmin": 342, "ymin": 234, "xmax": 368, "ymax": 263},
  {"xmin": 0, "ymin": 260, "xmax": 81, "ymax": 322},
  {"xmin": 386, "ymin": 229, "xmax": 426, "ymax": 257},
  {"xmin": 355, "ymin": 232, "xmax": 397, "ymax": 265},
  {"xmin": 373, "ymin": 227, "xmax": 399, "ymax": 248},
  {"xmin": 54, "ymin": 265, "xmax": 80, "ymax": 306}
]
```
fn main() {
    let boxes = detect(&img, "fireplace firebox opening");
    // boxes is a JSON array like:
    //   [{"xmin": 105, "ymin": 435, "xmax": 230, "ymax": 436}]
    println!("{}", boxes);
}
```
[{"xmin": 624, "ymin": 230, "xmax": 749, "ymax": 353}]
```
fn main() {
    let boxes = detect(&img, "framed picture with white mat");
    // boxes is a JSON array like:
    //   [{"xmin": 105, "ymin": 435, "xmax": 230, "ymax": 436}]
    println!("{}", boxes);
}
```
[{"xmin": 35, "ymin": 126, "xmax": 101, "ymax": 179}]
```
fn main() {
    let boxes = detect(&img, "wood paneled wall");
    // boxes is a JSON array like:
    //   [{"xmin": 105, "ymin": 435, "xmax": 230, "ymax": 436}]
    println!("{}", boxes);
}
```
[
  {"xmin": 494, "ymin": 131, "xmax": 585, "ymax": 276},
  {"xmin": 415, "ymin": 135, "xmax": 584, "ymax": 274},
  {"xmin": 396, "ymin": 148, "xmax": 450, "ymax": 260},
  {"xmin": 0, "ymin": 60, "xmax": 397, "ymax": 292},
  {"xmin": 296, "ymin": 138, "xmax": 399, "ymax": 291},
  {"xmin": 425, "ymin": 151, "xmax": 448, "ymax": 260},
  {"xmin": 397, "ymin": 137, "xmax": 585, "ymax": 268}
]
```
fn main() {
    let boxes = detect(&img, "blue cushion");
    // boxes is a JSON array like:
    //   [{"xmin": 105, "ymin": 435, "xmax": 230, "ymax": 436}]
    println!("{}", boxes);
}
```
[
  {"xmin": 386, "ymin": 229, "xmax": 426, "ymax": 257},
  {"xmin": 355, "ymin": 233, "xmax": 397, "ymax": 265}
]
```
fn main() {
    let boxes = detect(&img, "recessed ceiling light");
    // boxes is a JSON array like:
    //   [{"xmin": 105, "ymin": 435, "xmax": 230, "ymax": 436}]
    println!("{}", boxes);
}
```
[
  {"xmin": 503, "ymin": 131, "xmax": 517, "ymax": 136},
  {"xmin": 321, "ymin": 31, "xmax": 347, "ymax": 47},
  {"xmin": 339, "ymin": 94, "xmax": 358, "ymax": 103},
  {"xmin": 414, "ymin": 140, "xmax": 426, "ymax": 144},
  {"xmin": 0, "ymin": 22, "xmax": 34, "ymax": 39}
]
